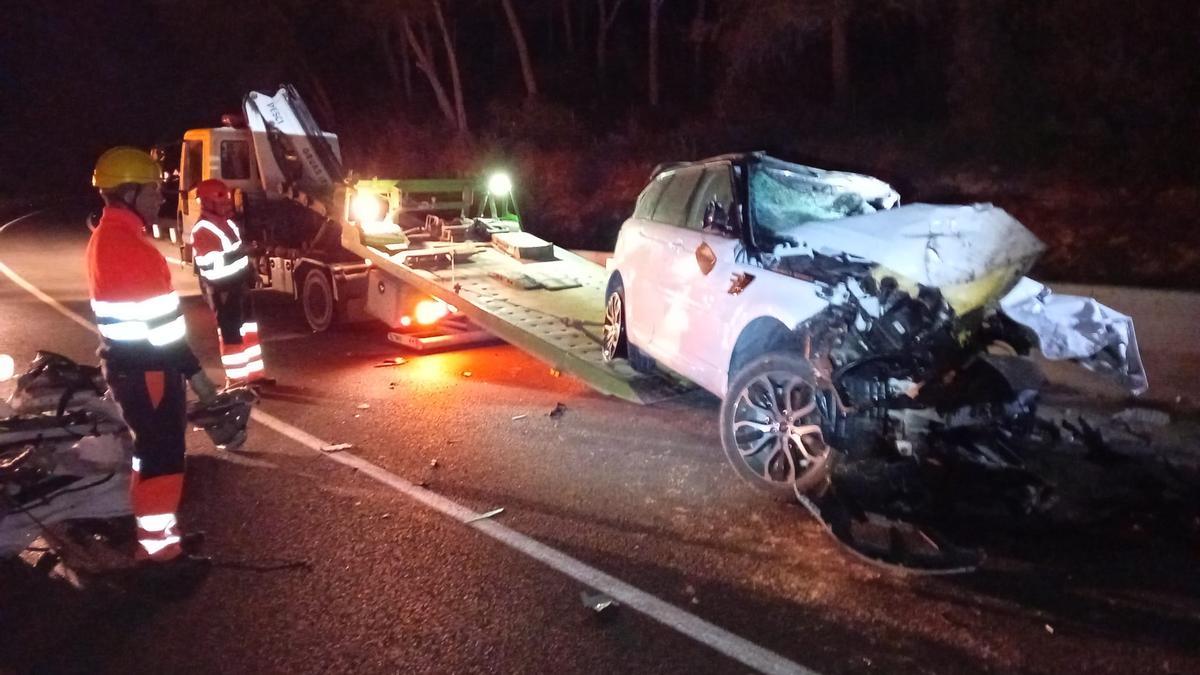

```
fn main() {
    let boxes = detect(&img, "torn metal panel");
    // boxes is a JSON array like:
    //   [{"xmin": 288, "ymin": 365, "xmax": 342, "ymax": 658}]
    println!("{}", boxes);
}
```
[
  {"xmin": 769, "ymin": 203, "xmax": 1045, "ymax": 293},
  {"xmin": 999, "ymin": 277, "xmax": 1148, "ymax": 394}
]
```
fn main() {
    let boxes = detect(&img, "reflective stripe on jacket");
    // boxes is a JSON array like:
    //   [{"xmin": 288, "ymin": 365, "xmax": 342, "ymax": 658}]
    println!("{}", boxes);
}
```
[
  {"xmin": 86, "ymin": 206, "xmax": 199, "ymax": 373},
  {"xmin": 191, "ymin": 218, "xmax": 249, "ymax": 284}
]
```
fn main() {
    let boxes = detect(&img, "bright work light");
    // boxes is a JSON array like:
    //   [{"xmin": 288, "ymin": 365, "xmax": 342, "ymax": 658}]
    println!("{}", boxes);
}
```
[
  {"xmin": 487, "ymin": 172, "xmax": 512, "ymax": 197},
  {"xmin": 352, "ymin": 191, "xmax": 387, "ymax": 224}
]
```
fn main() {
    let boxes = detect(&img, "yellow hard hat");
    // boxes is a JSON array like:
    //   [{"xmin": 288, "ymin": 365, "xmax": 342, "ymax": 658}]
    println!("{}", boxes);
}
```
[{"xmin": 92, "ymin": 146, "xmax": 162, "ymax": 189}]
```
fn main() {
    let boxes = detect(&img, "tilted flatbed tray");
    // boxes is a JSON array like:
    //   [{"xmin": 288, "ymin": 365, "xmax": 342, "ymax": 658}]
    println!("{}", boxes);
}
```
[{"xmin": 343, "ymin": 224, "xmax": 692, "ymax": 404}]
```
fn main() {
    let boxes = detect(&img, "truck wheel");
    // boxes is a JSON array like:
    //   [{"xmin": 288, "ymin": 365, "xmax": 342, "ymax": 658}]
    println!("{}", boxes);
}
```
[
  {"xmin": 302, "ymin": 268, "xmax": 336, "ymax": 332},
  {"xmin": 719, "ymin": 352, "xmax": 834, "ymax": 500}
]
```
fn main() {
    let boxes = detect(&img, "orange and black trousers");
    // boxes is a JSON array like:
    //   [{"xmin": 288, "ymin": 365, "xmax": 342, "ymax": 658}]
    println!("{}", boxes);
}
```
[{"xmin": 105, "ymin": 366, "xmax": 187, "ymax": 561}]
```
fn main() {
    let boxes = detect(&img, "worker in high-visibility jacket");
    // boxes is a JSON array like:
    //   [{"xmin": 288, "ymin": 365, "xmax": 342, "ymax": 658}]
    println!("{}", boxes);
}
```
[
  {"xmin": 88, "ymin": 147, "xmax": 218, "ymax": 570},
  {"xmin": 191, "ymin": 179, "xmax": 268, "ymax": 386}
]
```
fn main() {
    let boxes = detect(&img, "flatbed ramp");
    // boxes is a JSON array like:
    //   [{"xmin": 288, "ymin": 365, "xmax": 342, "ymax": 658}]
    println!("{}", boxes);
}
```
[{"xmin": 344, "ymin": 226, "xmax": 693, "ymax": 404}]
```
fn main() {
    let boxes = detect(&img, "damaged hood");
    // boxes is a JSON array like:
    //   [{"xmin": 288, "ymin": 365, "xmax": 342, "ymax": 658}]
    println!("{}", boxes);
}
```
[{"xmin": 773, "ymin": 203, "xmax": 1046, "ymax": 290}]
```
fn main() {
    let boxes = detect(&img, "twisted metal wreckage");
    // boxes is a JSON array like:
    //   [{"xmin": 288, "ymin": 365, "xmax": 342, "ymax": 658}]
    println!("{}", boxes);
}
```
[
  {"xmin": 734, "ymin": 158, "xmax": 1148, "ymax": 571},
  {"xmin": 0, "ymin": 353, "xmax": 254, "ymax": 570}
]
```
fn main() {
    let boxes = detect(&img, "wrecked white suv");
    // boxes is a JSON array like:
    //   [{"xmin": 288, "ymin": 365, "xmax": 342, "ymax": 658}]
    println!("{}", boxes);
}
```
[{"xmin": 602, "ymin": 152, "xmax": 1146, "ymax": 571}]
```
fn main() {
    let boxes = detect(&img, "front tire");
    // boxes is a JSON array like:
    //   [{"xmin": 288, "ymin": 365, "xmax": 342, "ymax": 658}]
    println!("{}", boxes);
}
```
[
  {"xmin": 720, "ymin": 352, "xmax": 834, "ymax": 499},
  {"xmin": 302, "ymin": 268, "xmax": 336, "ymax": 332}
]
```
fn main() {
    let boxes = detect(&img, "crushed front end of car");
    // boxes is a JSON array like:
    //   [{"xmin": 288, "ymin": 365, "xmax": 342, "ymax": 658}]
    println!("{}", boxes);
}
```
[{"xmin": 742, "ymin": 156, "xmax": 1148, "ymax": 572}]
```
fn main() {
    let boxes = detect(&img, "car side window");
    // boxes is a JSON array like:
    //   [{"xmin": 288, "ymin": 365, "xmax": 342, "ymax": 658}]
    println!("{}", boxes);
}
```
[
  {"xmin": 651, "ymin": 167, "xmax": 703, "ymax": 227},
  {"xmin": 687, "ymin": 165, "xmax": 735, "ymax": 233},
  {"xmin": 633, "ymin": 172, "xmax": 673, "ymax": 220}
]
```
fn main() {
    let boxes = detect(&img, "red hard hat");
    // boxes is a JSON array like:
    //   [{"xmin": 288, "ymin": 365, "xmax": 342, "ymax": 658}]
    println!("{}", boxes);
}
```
[{"xmin": 196, "ymin": 178, "xmax": 230, "ymax": 203}]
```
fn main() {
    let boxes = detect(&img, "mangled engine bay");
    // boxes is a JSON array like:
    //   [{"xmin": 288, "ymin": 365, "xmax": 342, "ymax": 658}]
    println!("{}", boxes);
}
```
[{"xmin": 743, "ymin": 159, "xmax": 1149, "ymax": 572}]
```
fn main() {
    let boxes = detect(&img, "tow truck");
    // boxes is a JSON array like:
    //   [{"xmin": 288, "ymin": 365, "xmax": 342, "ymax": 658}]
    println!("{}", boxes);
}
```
[{"xmin": 166, "ymin": 85, "xmax": 687, "ymax": 403}]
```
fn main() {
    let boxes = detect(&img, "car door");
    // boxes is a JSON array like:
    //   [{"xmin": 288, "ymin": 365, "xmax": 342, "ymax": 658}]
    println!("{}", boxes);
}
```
[
  {"xmin": 637, "ymin": 165, "xmax": 706, "ymax": 369},
  {"xmin": 651, "ymin": 163, "xmax": 741, "ymax": 392},
  {"xmin": 618, "ymin": 170, "xmax": 674, "ymax": 348}
]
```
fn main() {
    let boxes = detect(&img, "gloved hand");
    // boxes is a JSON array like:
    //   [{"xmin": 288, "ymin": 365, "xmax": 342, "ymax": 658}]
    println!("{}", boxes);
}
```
[{"xmin": 188, "ymin": 371, "xmax": 219, "ymax": 405}]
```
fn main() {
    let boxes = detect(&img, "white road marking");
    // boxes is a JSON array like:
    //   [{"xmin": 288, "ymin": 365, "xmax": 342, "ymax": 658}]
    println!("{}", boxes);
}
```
[
  {"xmin": 0, "ymin": 256, "xmax": 817, "ymax": 675},
  {"xmin": 0, "ymin": 208, "xmax": 50, "ymax": 235},
  {"xmin": 0, "ymin": 260, "xmax": 97, "ymax": 334}
]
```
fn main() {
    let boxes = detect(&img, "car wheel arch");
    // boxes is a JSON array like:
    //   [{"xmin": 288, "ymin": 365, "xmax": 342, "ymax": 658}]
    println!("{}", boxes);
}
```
[{"xmin": 727, "ymin": 316, "xmax": 799, "ymax": 387}]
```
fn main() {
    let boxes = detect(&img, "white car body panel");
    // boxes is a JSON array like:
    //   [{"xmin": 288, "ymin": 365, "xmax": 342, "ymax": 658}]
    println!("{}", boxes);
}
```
[{"xmin": 611, "ymin": 155, "xmax": 1147, "ymax": 398}]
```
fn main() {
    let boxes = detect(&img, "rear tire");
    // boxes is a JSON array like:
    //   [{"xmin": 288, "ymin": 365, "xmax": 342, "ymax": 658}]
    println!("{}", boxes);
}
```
[
  {"xmin": 720, "ymin": 351, "xmax": 834, "ymax": 500},
  {"xmin": 302, "ymin": 268, "xmax": 336, "ymax": 332},
  {"xmin": 601, "ymin": 279, "xmax": 628, "ymax": 362},
  {"xmin": 602, "ymin": 276, "xmax": 656, "ymax": 374}
]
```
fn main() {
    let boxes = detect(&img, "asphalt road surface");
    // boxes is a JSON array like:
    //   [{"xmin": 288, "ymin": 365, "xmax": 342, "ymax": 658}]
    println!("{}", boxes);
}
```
[{"xmin": 1, "ymin": 205, "xmax": 1198, "ymax": 675}]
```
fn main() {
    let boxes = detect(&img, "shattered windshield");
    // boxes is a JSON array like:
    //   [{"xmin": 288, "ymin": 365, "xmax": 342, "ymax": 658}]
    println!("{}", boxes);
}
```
[{"xmin": 751, "ymin": 164, "xmax": 886, "ymax": 235}]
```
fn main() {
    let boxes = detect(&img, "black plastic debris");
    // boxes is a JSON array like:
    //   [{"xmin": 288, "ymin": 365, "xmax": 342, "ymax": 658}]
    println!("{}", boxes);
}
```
[{"xmin": 549, "ymin": 403, "xmax": 567, "ymax": 419}]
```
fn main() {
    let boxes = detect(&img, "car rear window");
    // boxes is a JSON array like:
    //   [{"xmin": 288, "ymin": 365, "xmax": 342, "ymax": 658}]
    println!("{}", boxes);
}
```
[{"xmin": 651, "ymin": 167, "xmax": 703, "ymax": 227}]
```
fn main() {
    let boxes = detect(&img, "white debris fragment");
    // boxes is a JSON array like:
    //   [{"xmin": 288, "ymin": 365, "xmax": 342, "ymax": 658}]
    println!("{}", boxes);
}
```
[
  {"xmin": 1113, "ymin": 407, "xmax": 1170, "ymax": 428},
  {"xmin": 511, "ymin": 414, "xmax": 528, "ymax": 421},
  {"xmin": 321, "ymin": 443, "xmax": 354, "ymax": 453},
  {"xmin": 356, "ymin": 403, "xmax": 371, "ymax": 410},
  {"xmin": 465, "ymin": 507, "xmax": 504, "ymax": 523},
  {"xmin": 1000, "ymin": 277, "xmax": 1148, "ymax": 394}
]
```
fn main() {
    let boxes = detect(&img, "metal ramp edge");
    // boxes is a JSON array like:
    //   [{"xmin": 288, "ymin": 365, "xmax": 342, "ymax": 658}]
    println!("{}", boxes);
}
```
[{"xmin": 344, "ymin": 225, "xmax": 692, "ymax": 404}]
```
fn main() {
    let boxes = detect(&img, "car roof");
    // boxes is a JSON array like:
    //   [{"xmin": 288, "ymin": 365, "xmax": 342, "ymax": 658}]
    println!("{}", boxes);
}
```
[{"xmin": 649, "ymin": 151, "xmax": 765, "ymax": 179}]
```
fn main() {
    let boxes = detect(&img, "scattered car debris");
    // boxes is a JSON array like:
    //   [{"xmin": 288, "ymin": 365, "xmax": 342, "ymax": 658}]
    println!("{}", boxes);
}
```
[
  {"xmin": 462, "ymin": 371, "xmax": 473, "ymax": 378},
  {"xmin": 549, "ymin": 368, "xmax": 561, "ymax": 378},
  {"xmin": 320, "ymin": 443, "xmax": 353, "ymax": 454},
  {"xmin": 374, "ymin": 357, "xmax": 408, "ymax": 368},
  {"xmin": 511, "ymin": 414, "xmax": 528, "ymax": 421},
  {"xmin": 465, "ymin": 507, "xmax": 504, "ymax": 523},
  {"xmin": 356, "ymin": 403, "xmax": 370, "ymax": 410},
  {"xmin": 1045, "ymin": 624, "xmax": 1055, "ymax": 635},
  {"xmin": 429, "ymin": 458, "xmax": 439, "ymax": 468},
  {"xmin": 580, "ymin": 591, "xmax": 620, "ymax": 620},
  {"xmin": 549, "ymin": 403, "xmax": 567, "ymax": 419},
  {"xmin": 1113, "ymin": 407, "xmax": 1171, "ymax": 428}
]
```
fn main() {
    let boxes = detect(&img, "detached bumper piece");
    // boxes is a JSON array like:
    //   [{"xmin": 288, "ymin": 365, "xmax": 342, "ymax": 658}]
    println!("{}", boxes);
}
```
[{"xmin": 1000, "ymin": 277, "xmax": 1147, "ymax": 394}]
